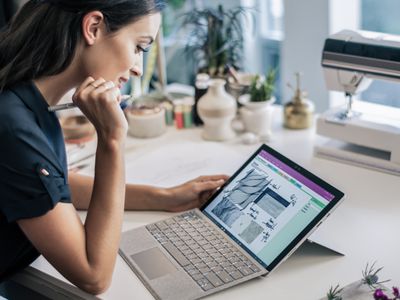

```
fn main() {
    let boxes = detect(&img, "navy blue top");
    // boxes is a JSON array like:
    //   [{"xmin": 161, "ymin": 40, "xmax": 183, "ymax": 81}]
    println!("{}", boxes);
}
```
[{"xmin": 0, "ymin": 82, "xmax": 71, "ymax": 281}]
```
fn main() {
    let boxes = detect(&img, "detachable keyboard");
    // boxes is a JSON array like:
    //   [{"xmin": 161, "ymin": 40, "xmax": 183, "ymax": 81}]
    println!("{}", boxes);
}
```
[{"xmin": 147, "ymin": 211, "xmax": 261, "ymax": 291}]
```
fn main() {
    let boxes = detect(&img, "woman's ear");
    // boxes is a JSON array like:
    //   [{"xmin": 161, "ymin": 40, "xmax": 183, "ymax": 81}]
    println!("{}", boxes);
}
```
[{"xmin": 81, "ymin": 11, "xmax": 105, "ymax": 46}]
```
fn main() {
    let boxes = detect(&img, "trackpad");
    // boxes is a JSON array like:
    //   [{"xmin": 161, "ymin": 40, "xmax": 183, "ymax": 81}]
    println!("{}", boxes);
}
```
[{"xmin": 131, "ymin": 247, "xmax": 177, "ymax": 280}]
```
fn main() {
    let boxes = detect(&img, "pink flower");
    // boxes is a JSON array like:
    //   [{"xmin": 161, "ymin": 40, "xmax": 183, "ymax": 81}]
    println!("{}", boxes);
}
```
[
  {"xmin": 374, "ymin": 289, "xmax": 389, "ymax": 300},
  {"xmin": 393, "ymin": 287, "xmax": 400, "ymax": 298}
]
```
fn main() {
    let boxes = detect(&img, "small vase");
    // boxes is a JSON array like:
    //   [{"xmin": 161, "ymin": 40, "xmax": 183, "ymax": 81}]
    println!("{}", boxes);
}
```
[
  {"xmin": 197, "ymin": 79, "xmax": 237, "ymax": 141},
  {"xmin": 238, "ymin": 94, "xmax": 275, "ymax": 141}
]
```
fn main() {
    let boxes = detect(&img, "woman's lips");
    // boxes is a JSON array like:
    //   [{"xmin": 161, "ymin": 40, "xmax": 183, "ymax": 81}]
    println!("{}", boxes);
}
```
[{"xmin": 118, "ymin": 79, "xmax": 128, "ymax": 90}]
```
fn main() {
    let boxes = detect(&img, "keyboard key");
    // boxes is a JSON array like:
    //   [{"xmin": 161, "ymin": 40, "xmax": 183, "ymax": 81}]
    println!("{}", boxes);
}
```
[
  {"xmin": 229, "ymin": 256, "xmax": 240, "ymax": 263},
  {"xmin": 234, "ymin": 261, "xmax": 245, "ymax": 268},
  {"xmin": 156, "ymin": 222, "xmax": 168, "ymax": 230},
  {"xmin": 180, "ymin": 245, "xmax": 189, "ymax": 251},
  {"xmin": 205, "ymin": 248, "xmax": 217, "ymax": 255},
  {"xmin": 170, "ymin": 237, "xmax": 180, "ymax": 243},
  {"xmin": 183, "ymin": 264, "xmax": 196, "ymax": 272},
  {"xmin": 238, "ymin": 254, "xmax": 250, "ymax": 262},
  {"xmin": 191, "ymin": 258, "xmax": 202, "ymax": 264},
  {"xmin": 206, "ymin": 261, "xmax": 218, "ymax": 268},
  {"xmin": 238, "ymin": 266, "xmax": 254, "ymax": 276},
  {"xmin": 165, "ymin": 219, "xmax": 176, "ymax": 225},
  {"xmin": 189, "ymin": 244, "xmax": 200, "ymax": 251},
  {"xmin": 215, "ymin": 256, "xmax": 226, "ymax": 263},
  {"xmin": 219, "ymin": 248, "xmax": 230, "ymax": 254},
  {"xmin": 248, "ymin": 263, "xmax": 261, "ymax": 272},
  {"xmin": 230, "ymin": 271, "xmax": 244, "ymax": 280},
  {"xmin": 224, "ymin": 266, "xmax": 236, "ymax": 274},
  {"xmin": 197, "ymin": 251, "xmax": 208, "ymax": 258},
  {"xmin": 203, "ymin": 257, "xmax": 214, "ymax": 264},
  {"xmin": 216, "ymin": 270, "xmax": 233, "ymax": 283},
  {"xmin": 202, "ymin": 244, "xmax": 213, "ymax": 250},
  {"xmin": 191, "ymin": 273, "xmax": 204, "ymax": 281},
  {"xmin": 221, "ymin": 261, "xmax": 231, "ymax": 268},
  {"xmin": 174, "ymin": 241, "xmax": 185, "ymax": 247},
  {"xmin": 195, "ymin": 262, "xmax": 207, "ymax": 269},
  {"xmin": 163, "ymin": 242, "xmax": 190, "ymax": 267},
  {"xmin": 188, "ymin": 269, "xmax": 201, "ymax": 276},
  {"xmin": 187, "ymin": 253, "xmax": 198, "ymax": 260},
  {"xmin": 205, "ymin": 235, "xmax": 217, "ymax": 242},
  {"xmin": 212, "ymin": 266, "xmax": 223, "ymax": 273},
  {"xmin": 185, "ymin": 238, "xmax": 195, "ymax": 244},
  {"xmin": 198, "ymin": 267, "xmax": 211, "ymax": 274},
  {"xmin": 205, "ymin": 273, "xmax": 223, "ymax": 287},
  {"xmin": 146, "ymin": 224, "xmax": 157, "ymax": 231},
  {"xmin": 197, "ymin": 278, "xmax": 214, "ymax": 291}
]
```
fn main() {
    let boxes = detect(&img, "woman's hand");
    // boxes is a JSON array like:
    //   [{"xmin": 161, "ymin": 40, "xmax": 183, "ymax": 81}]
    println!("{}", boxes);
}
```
[
  {"xmin": 163, "ymin": 175, "xmax": 229, "ymax": 212},
  {"xmin": 73, "ymin": 77, "xmax": 128, "ymax": 144}
]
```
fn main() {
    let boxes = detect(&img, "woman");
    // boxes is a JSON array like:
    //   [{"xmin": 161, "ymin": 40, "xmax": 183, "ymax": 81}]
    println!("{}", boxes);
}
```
[{"xmin": 0, "ymin": 0, "xmax": 228, "ymax": 295}]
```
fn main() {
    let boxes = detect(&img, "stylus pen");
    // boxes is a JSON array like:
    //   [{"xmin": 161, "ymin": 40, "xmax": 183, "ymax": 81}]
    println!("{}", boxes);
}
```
[{"xmin": 48, "ymin": 95, "xmax": 133, "ymax": 112}]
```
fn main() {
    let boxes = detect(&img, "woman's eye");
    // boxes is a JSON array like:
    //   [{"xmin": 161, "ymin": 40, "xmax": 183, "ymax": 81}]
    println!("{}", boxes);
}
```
[{"xmin": 136, "ymin": 46, "xmax": 150, "ymax": 53}]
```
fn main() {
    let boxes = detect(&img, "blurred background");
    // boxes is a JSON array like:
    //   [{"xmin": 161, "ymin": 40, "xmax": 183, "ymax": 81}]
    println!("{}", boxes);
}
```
[{"xmin": 2, "ymin": 0, "xmax": 400, "ymax": 111}]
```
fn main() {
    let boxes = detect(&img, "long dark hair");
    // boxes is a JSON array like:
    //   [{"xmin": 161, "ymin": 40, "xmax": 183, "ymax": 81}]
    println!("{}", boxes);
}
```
[{"xmin": 0, "ymin": 0, "xmax": 165, "ymax": 90}]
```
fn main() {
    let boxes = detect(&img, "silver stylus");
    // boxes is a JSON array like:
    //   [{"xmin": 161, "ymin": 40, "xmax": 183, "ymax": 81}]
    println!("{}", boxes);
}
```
[{"xmin": 48, "ymin": 95, "xmax": 133, "ymax": 112}]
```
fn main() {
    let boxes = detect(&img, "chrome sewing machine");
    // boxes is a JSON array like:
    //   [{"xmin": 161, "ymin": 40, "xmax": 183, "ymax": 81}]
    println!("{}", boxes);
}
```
[{"xmin": 315, "ymin": 30, "xmax": 400, "ymax": 175}]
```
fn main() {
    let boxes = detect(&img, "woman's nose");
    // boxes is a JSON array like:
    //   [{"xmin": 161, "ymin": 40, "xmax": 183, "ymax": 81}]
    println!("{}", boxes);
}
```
[
  {"xmin": 130, "ymin": 52, "xmax": 144, "ymax": 77},
  {"xmin": 130, "ymin": 64, "xmax": 143, "ymax": 77}
]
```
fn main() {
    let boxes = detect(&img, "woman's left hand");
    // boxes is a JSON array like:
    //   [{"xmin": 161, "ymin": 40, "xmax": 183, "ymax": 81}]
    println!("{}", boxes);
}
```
[{"xmin": 163, "ymin": 175, "xmax": 229, "ymax": 212}]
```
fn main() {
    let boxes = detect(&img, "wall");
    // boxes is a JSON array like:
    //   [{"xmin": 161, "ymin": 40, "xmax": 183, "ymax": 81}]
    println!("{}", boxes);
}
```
[
  {"xmin": 281, "ymin": 0, "xmax": 360, "ymax": 112},
  {"xmin": 281, "ymin": 0, "xmax": 330, "ymax": 112}
]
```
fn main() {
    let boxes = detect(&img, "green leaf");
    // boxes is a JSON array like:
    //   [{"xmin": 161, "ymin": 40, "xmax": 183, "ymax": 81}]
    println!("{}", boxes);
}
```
[
  {"xmin": 181, "ymin": 5, "xmax": 250, "ymax": 75},
  {"xmin": 250, "ymin": 69, "xmax": 276, "ymax": 102}
]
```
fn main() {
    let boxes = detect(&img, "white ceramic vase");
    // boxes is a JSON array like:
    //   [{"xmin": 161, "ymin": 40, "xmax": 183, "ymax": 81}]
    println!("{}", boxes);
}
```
[
  {"xmin": 238, "ymin": 94, "xmax": 275, "ymax": 140},
  {"xmin": 197, "ymin": 79, "xmax": 237, "ymax": 141}
]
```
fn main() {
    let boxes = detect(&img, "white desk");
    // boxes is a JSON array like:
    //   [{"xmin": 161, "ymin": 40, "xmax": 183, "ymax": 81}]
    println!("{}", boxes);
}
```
[{"xmin": 31, "ymin": 107, "xmax": 400, "ymax": 300}]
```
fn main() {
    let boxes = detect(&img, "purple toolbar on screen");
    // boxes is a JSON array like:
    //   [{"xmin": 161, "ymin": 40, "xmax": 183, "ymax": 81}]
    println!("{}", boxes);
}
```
[{"xmin": 259, "ymin": 150, "xmax": 335, "ymax": 201}]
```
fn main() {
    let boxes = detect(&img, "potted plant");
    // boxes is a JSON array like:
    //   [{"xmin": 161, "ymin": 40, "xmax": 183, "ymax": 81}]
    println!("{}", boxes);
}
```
[
  {"xmin": 182, "ymin": 4, "xmax": 247, "ymax": 78},
  {"xmin": 239, "ymin": 69, "xmax": 277, "ymax": 109},
  {"xmin": 238, "ymin": 69, "xmax": 276, "ymax": 140}
]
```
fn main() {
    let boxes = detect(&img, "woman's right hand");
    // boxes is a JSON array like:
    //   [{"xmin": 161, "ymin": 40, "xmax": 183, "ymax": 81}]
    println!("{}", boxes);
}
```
[{"xmin": 72, "ymin": 77, "xmax": 128, "ymax": 144}]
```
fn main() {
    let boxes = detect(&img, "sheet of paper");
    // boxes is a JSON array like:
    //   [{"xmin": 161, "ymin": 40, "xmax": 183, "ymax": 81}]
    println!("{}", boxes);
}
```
[{"xmin": 125, "ymin": 142, "xmax": 248, "ymax": 187}]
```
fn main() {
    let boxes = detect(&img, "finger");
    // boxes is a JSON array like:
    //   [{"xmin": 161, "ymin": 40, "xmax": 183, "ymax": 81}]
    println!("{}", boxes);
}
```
[
  {"xmin": 95, "ymin": 81, "xmax": 116, "ymax": 93},
  {"xmin": 196, "ymin": 175, "xmax": 230, "ymax": 182},
  {"xmin": 107, "ymin": 86, "xmax": 122, "ymax": 104},
  {"xmin": 199, "ymin": 189, "xmax": 217, "ymax": 206},
  {"xmin": 73, "ymin": 77, "xmax": 95, "ymax": 100},
  {"xmin": 88, "ymin": 78, "xmax": 106, "ymax": 90},
  {"xmin": 74, "ymin": 77, "xmax": 107, "ymax": 103},
  {"xmin": 88, "ymin": 81, "xmax": 121, "ymax": 106},
  {"xmin": 196, "ymin": 179, "xmax": 225, "ymax": 192},
  {"xmin": 101, "ymin": 84, "xmax": 121, "ymax": 102}
]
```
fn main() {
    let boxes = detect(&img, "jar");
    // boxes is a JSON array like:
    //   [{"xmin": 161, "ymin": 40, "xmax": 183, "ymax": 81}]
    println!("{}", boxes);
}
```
[{"xmin": 197, "ymin": 79, "xmax": 237, "ymax": 141}]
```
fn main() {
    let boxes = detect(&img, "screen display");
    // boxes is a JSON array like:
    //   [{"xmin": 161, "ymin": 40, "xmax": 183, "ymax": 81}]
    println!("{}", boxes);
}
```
[{"xmin": 203, "ymin": 147, "xmax": 340, "ymax": 270}]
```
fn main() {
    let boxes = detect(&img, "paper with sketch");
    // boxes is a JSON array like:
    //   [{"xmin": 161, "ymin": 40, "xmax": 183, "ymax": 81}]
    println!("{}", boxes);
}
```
[{"xmin": 125, "ymin": 142, "xmax": 248, "ymax": 187}]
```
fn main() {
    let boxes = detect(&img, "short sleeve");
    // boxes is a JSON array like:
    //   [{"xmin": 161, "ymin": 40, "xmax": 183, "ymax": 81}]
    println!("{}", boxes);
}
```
[{"xmin": 0, "ymin": 124, "xmax": 71, "ymax": 223}]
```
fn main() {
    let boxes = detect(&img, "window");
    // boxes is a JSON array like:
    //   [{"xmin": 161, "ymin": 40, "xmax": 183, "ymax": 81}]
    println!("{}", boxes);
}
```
[
  {"xmin": 257, "ymin": 0, "xmax": 284, "ymax": 103},
  {"xmin": 259, "ymin": 0, "xmax": 284, "ymax": 40},
  {"xmin": 160, "ymin": 0, "xmax": 285, "ymax": 101},
  {"xmin": 240, "ymin": 0, "xmax": 284, "ymax": 102}
]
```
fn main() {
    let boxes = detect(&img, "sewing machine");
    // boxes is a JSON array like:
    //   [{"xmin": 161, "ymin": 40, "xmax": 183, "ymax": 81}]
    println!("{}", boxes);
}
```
[{"xmin": 315, "ymin": 30, "xmax": 400, "ymax": 176}]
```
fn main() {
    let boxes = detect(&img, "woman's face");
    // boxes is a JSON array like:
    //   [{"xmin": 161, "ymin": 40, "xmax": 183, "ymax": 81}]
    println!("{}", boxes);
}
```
[{"xmin": 79, "ymin": 12, "xmax": 161, "ymax": 89}]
